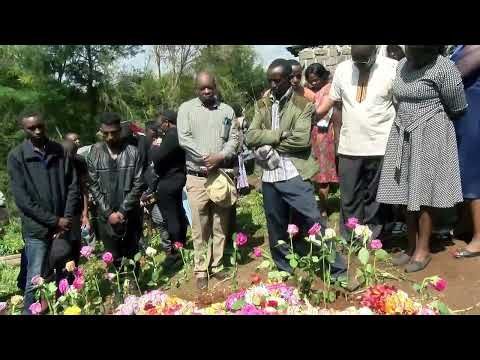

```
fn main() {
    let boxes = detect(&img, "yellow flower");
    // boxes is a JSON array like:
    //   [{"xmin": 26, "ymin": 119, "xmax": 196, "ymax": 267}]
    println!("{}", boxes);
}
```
[
  {"xmin": 64, "ymin": 306, "xmax": 82, "ymax": 315},
  {"xmin": 384, "ymin": 291, "xmax": 420, "ymax": 315},
  {"xmin": 10, "ymin": 295, "xmax": 24, "ymax": 306},
  {"xmin": 65, "ymin": 261, "xmax": 76, "ymax": 272}
]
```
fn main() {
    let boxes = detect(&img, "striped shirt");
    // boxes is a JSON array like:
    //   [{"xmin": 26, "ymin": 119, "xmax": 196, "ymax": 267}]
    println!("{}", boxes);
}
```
[
  {"xmin": 262, "ymin": 88, "xmax": 300, "ymax": 183},
  {"xmin": 177, "ymin": 97, "xmax": 239, "ymax": 172}
]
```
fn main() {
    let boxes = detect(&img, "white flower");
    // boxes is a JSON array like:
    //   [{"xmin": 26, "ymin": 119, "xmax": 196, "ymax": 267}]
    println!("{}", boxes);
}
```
[
  {"xmin": 354, "ymin": 225, "xmax": 372, "ymax": 241},
  {"xmin": 358, "ymin": 307, "xmax": 375, "ymax": 315},
  {"xmin": 145, "ymin": 247, "xmax": 157, "ymax": 257},
  {"xmin": 324, "ymin": 228, "xmax": 336, "ymax": 240}
]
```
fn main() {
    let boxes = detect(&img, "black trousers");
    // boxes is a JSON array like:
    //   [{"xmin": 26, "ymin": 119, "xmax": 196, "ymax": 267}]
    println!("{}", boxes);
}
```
[
  {"xmin": 156, "ymin": 173, "xmax": 187, "ymax": 246},
  {"xmin": 338, "ymin": 155, "xmax": 385, "ymax": 240},
  {"xmin": 262, "ymin": 176, "xmax": 346, "ymax": 276},
  {"xmin": 95, "ymin": 207, "xmax": 143, "ymax": 266}
]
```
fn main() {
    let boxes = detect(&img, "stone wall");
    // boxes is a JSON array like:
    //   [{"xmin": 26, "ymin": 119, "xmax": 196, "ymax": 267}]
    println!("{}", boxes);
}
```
[{"xmin": 298, "ymin": 45, "xmax": 351, "ymax": 73}]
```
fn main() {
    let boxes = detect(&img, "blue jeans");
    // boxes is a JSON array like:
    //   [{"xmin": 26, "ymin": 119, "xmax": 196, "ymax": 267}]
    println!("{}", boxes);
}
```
[
  {"xmin": 262, "ymin": 176, "xmax": 346, "ymax": 277},
  {"xmin": 23, "ymin": 237, "xmax": 50, "ymax": 315}
]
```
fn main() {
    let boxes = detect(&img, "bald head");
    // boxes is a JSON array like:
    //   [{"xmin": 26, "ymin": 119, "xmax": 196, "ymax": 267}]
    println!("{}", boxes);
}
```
[
  {"xmin": 352, "ymin": 45, "xmax": 377, "ymax": 58},
  {"xmin": 64, "ymin": 132, "xmax": 81, "ymax": 153},
  {"xmin": 196, "ymin": 71, "xmax": 217, "ymax": 107},
  {"xmin": 351, "ymin": 45, "xmax": 377, "ymax": 71}
]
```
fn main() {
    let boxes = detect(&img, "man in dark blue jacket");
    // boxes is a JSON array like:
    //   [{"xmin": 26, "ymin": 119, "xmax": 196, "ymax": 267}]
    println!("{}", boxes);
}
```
[{"xmin": 7, "ymin": 112, "xmax": 80, "ymax": 314}]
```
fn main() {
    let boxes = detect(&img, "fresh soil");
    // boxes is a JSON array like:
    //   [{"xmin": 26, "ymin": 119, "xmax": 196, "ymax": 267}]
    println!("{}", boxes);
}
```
[{"xmin": 162, "ymin": 213, "xmax": 480, "ymax": 315}]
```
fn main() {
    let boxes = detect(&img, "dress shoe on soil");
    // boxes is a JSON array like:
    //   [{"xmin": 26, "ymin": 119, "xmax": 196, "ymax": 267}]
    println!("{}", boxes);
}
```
[
  {"xmin": 391, "ymin": 252, "xmax": 411, "ymax": 266},
  {"xmin": 211, "ymin": 270, "xmax": 229, "ymax": 281},
  {"xmin": 196, "ymin": 277, "xmax": 208, "ymax": 290}
]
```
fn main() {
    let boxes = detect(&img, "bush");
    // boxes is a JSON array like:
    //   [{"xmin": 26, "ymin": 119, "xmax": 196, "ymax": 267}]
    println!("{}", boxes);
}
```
[
  {"xmin": 0, "ymin": 218, "xmax": 23, "ymax": 256},
  {"xmin": 0, "ymin": 262, "xmax": 20, "ymax": 299}
]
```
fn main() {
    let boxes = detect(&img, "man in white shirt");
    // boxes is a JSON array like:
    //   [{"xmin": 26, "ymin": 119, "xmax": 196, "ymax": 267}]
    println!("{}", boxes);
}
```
[{"xmin": 316, "ymin": 45, "xmax": 397, "ymax": 240}]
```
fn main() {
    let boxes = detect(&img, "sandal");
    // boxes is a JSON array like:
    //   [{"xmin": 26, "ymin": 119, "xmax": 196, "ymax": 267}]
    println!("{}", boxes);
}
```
[
  {"xmin": 404, "ymin": 255, "xmax": 432, "ymax": 273},
  {"xmin": 454, "ymin": 248, "xmax": 480, "ymax": 259}
]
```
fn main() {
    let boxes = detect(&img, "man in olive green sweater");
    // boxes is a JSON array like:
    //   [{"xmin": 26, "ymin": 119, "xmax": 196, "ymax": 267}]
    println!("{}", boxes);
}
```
[{"xmin": 246, "ymin": 59, "xmax": 349, "ymax": 284}]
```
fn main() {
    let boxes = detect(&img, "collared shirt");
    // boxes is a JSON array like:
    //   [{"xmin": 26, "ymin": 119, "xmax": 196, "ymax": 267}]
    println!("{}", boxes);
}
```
[
  {"xmin": 30, "ymin": 140, "xmax": 49, "ymax": 168},
  {"xmin": 329, "ymin": 55, "xmax": 398, "ymax": 156},
  {"xmin": 262, "ymin": 88, "xmax": 300, "ymax": 183},
  {"xmin": 177, "ymin": 97, "xmax": 239, "ymax": 172}
]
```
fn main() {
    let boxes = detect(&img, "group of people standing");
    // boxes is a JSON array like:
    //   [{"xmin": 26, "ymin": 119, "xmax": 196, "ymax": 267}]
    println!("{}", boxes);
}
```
[
  {"xmin": 271, "ymin": 45, "xmax": 479, "ymax": 276},
  {"xmin": 6, "ymin": 44, "xmax": 480, "ymax": 314}
]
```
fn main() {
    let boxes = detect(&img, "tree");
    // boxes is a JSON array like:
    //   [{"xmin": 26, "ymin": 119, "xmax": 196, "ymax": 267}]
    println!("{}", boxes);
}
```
[
  {"xmin": 153, "ymin": 45, "xmax": 204, "ymax": 87},
  {"xmin": 61, "ymin": 45, "xmax": 142, "ymax": 121},
  {"xmin": 192, "ymin": 45, "xmax": 266, "ymax": 113}
]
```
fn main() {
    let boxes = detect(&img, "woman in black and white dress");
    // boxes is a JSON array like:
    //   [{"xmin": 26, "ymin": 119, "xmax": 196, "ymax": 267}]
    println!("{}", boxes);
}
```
[{"xmin": 377, "ymin": 45, "xmax": 468, "ymax": 272}]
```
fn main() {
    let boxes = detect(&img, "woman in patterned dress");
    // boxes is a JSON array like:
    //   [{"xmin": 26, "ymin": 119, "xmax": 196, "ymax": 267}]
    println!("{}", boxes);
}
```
[
  {"xmin": 377, "ymin": 46, "xmax": 468, "ymax": 272},
  {"xmin": 305, "ymin": 63, "xmax": 340, "ymax": 217}
]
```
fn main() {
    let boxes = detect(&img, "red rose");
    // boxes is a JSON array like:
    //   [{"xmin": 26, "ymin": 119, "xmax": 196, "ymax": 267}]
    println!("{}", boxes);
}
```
[{"xmin": 267, "ymin": 300, "xmax": 278, "ymax": 308}]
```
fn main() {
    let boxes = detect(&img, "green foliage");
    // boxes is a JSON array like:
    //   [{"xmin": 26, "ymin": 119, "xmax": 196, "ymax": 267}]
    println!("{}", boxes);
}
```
[
  {"xmin": 237, "ymin": 190, "xmax": 267, "ymax": 237},
  {"xmin": 193, "ymin": 45, "xmax": 266, "ymax": 114},
  {"xmin": 0, "ymin": 218, "xmax": 23, "ymax": 256},
  {"xmin": 0, "ymin": 262, "xmax": 20, "ymax": 299}
]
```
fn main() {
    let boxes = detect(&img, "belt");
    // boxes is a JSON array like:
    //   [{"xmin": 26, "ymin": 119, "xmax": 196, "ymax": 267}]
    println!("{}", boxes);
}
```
[{"xmin": 187, "ymin": 169, "xmax": 208, "ymax": 178}]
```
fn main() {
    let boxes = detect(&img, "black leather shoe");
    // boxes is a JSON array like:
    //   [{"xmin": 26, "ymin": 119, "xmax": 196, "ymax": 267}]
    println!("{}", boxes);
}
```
[{"xmin": 211, "ymin": 270, "xmax": 229, "ymax": 281}]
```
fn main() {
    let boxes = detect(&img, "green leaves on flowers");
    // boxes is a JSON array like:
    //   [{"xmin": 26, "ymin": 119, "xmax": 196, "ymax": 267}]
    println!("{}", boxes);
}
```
[
  {"xmin": 289, "ymin": 258, "xmax": 298, "ymax": 269},
  {"xmin": 374, "ymin": 249, "xmax": 389, "ymax": 261},
  {"xmin": 257, "ymin": 260, "xmax": 272, "ymax": 269},
  {"xmin": 358, "ymin": 248, "xmax": 370, "ymax": 266},
  {"xmin": 231, "ymin": 298, "xmax": 246, "ymax": 311}
]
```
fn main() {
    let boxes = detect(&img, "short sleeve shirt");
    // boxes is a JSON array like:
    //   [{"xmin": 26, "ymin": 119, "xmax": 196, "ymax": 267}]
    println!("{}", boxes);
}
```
[{"xmin": 330, "ymin": 56, "xmax": 398, "ymax": 156}]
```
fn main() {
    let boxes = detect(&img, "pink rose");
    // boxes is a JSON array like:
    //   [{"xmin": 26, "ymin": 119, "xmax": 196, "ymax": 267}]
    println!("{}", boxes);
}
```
[
  {"xmin": 29, "ymin": 302, "xmax": 42, "ymax": 315},
  {"xmin": 73, "ymin": 276, "xmax": 85, "ymax": 291},
  {"xmin": 430, "ymin": 278, "xmax": 447, "ymax": 292},
  {"xmin": 253, "ymin": 247, "xmax": 262, "ymax": 258},
  {"xmin": 102, "ymin": 252, "xmax": 114, "ymax": 265},
  {"xmin": 308, "ymin": 223, "xmax": 321, "ymax": 236},
  {"xmin": 287, "ymin": 224, "xmax": 299, "ymax": 237},
  {"xmin": 74, "ymin": 267, "xmax": 84, "ymax": 278},
  {"xmin": 235, "ymin": 232, "xmax": 248, "ymax": 247},
  {"xmin": 419, "ymin": 307, "xmax": 437, "ymax": 315},
  {"xmin": 345, "ymin": 217, "xmax": 360, "ymax": 230},
  {"xmin": 173, "ymin": 242, "xmax": 184, "ymax": 250},
  {"xmin": 80, "ymin": 246, "xmax": 93, "ymax": 259},
  {"xmin": 370, "ymin": 239, "xmax": 383, "ymax": 250},
  {"xmin": 31, "ymin": 275, "xmax": 44, "ymax": 287},
  {"xmin": 59, "ymin": 278, "xmax": 69, "ymax": 295}
]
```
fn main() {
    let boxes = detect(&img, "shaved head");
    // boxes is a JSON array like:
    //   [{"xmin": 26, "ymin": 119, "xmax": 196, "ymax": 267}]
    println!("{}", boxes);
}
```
[
  {"xmin": 196, "ymin": 71, "xmax": 216, "ymax": 88},
  {"xmin": 196, "ymin": 71, "xmax": 217, "ymax": 107},
  {"xmin": 351, "ymin": 45, "xmax": 377, "ymax": 71},
  {"xmin": 351, "ymin": 45, "xmax": 377, "ymax": 59}
]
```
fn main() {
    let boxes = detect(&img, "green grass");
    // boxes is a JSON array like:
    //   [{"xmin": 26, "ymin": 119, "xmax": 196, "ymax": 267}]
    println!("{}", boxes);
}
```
[
  {"xmin": 237, "ymin": 190, "xmax": 267, "ymax": 238},
  {"xmin": 0, "ymin": 218, "xmax": 24, "ymax": 256},
  {"xmin": 0, "ymin": 261, "xmax": 20, "ymax": 300}
]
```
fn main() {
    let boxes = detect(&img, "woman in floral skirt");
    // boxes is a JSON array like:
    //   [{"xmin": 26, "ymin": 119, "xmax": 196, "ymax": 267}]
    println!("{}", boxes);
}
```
[{"xmin": 305, "ymin": 63, "xmax": 340, "ymax": 217}]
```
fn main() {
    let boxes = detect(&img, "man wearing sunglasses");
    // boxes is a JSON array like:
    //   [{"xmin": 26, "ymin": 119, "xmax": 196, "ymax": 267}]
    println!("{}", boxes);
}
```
[{"xmin": 315, "ymin": 45, "xmax": 398, "ymax": 241}]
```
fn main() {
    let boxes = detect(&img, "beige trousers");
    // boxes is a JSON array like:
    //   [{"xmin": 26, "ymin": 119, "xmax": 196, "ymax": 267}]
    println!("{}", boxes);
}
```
[{"xmin": 185, "ymin": 175, "xmax": 231, "ymax": 279}]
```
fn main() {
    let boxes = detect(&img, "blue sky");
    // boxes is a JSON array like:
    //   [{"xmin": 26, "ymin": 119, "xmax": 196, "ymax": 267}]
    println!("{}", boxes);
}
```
[{"xmin": 122, "ymin": 45, "xmax": 295, "ymax": 71}]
